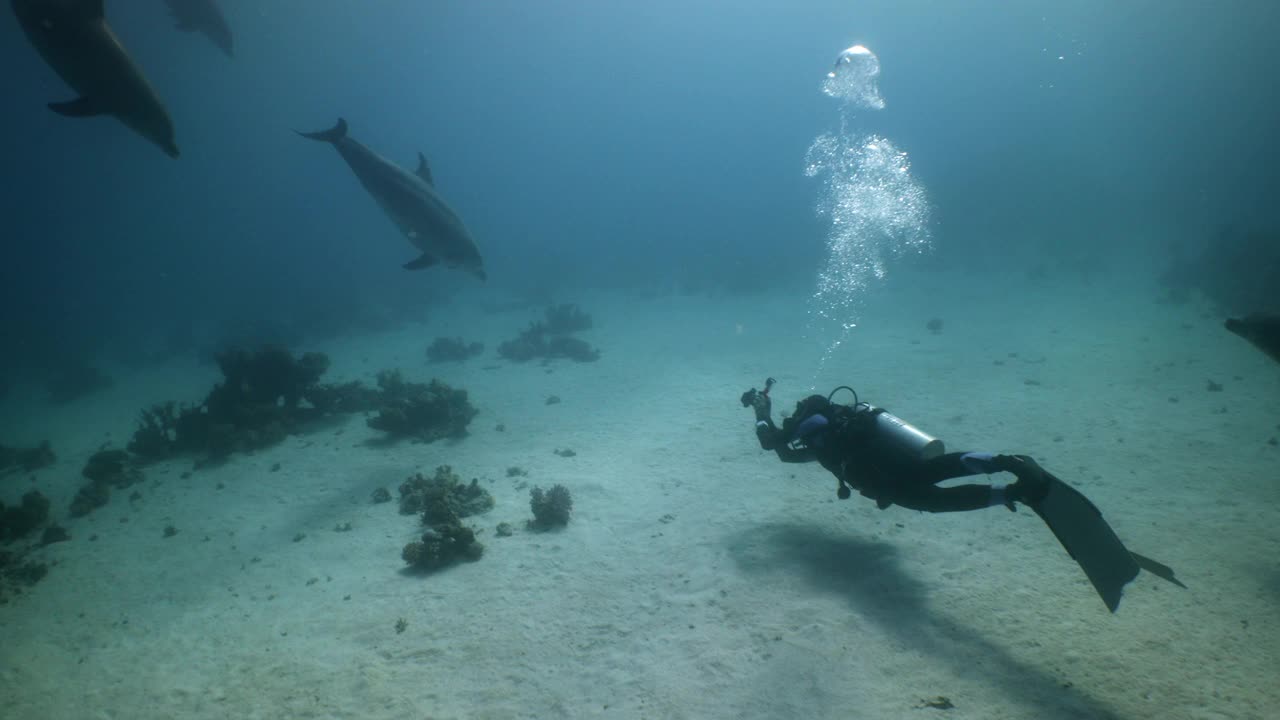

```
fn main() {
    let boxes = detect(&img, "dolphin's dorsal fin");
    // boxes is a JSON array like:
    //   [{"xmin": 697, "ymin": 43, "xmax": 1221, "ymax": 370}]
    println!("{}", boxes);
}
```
[
  {"xmin": 48, "ymin": 97, "xmax": 103, "ymax": 117},
  {"xmin": 415, "ymin": 152, "xmax": 434, "ymax": 186}
]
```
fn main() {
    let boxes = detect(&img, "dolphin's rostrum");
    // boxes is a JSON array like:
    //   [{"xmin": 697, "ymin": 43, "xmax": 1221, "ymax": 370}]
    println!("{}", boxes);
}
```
[
  {"xmin": 11, "ymin": 0, "xmax": 180, "ymax": 158},
  {"xmin": 297, "ymin": 118, "xmax": 486, "ymax": 280}
]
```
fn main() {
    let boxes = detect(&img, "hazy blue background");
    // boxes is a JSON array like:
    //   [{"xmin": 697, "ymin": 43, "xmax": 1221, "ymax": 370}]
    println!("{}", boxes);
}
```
[{"xmin": 1, "ymin": 0, "xmax": 1277, "ymax": 372}]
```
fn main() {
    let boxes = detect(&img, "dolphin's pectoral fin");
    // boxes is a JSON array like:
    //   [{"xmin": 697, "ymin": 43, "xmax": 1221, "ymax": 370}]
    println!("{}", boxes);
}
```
[
  {"xmin": 48, "ymin": 97, "xmax": 104, "ymax": 117},
  {"xmin": 404, "ymin": 254, "xmax": 439, "ymax": 271},
  {"xmin": 297, "ymin": 118, "xmax": 348, "ymax": 143},
  {"xmin": 415, "ymin": 152, "xmax": 434, "ymax": 186}
]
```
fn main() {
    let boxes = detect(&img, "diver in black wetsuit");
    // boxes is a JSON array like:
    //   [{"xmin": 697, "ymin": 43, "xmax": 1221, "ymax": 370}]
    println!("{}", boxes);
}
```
[
  {"xmin": 741, "ymin": 379, "xmax": 1186, "ymax": 612},
  {"xmin": 741, "ymin": 379, "xmax": 1049, "ymax": 513}
]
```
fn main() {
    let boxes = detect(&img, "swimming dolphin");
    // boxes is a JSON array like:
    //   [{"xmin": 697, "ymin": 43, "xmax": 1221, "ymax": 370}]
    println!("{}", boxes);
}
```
[
  {"xmin": 11, "ymin": 0, "xmax": 179, "ymax": 158},
  {"xmin": 1225, "ymin": 314, "xmax": 1280, "ymax": 365},
  {"xmin": 162, "ymin": 0, "xmax": 233, "ymax": 57},
  {"xmin": 297, "ymin": 118, "xmax": 486, "ymax": 280}
]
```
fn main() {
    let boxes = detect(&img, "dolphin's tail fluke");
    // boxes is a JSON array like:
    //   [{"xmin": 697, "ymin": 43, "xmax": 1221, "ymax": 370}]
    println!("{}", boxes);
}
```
[{"xmin": 296, "ymin": 118, "xmax": 348, "ymax": 143}]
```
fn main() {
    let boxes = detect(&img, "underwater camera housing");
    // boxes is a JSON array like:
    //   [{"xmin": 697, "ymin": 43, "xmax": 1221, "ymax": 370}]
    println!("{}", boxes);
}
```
[{"xmin": 740, "ymin": 377, "xmax": 776, "ymax": 409}]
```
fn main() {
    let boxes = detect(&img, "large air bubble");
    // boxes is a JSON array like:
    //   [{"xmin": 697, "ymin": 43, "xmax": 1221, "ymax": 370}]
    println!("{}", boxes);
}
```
[{"xmin": 823, "ymin": 45, "xmax": 886, "ymax": 109}]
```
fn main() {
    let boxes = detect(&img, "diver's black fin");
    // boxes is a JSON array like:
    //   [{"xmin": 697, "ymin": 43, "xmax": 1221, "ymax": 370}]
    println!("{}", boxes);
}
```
[
  {"xmin": 403, "ymin": 253, "xmax": 438, "ymax": 271},
  {"xmin": 48, "ymin": 97, "xmax": 103, "ymax": 117},
  {"xmin": 1029, "ymin": 472, "xmax": 1140, "ymax": 612},
  {"xmin": 1130, "ymin": 551, "xmax": 1186, "ymax": 589}
]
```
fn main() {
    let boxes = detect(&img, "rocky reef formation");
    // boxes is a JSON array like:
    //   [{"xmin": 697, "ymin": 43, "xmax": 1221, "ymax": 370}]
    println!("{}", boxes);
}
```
[
  {"xmin": 528, "ymin": 484, "xmax": 573, "ymax": 530},
  {"xmin": 126, "ymin": 346, "xmax": 479, "ymax": 464},
  {"xmin": 397, "ymin": 465, "xmax": 495, "ymax": 519},
  {"xmin": 303, "ymin": 380, "xmax": 383, "ymax": 416},
  {"xmin": 0, "ymin": 441, "xmax": 55, "ymax": 476},
  {"xmin": 69, "ymin": 449, "xmax": 144, "ymax": 518},
  {"xmin": 401, "ymin": 523, "xmax": 483, "ymax": 571},
  {"xmin": 498, "ymin": 304, "xmax": 600, "ymax": 363},
  {"xmin": 543, "ymin": 303, "xmax": 593, "ymax": 335},
  {"xmin": 367, "ymin": 371, "xmax": 477, "ymax": 442},
  {"xmin": 399, "ymin": 466, "xmax": 491, "ymax": 572},
  {"xmin": 0, "ymin": 490, "xmax": 51, "ymax": 543},
  {"xmin": 426, "ymin": 337, "xmax": 484, "ymax": 363},
  {"xmin": 0, "ymin": 490, "xmax": 55, "ymax": 604},
  {"xmin": 0, "ymin": 545, "xmax": 49, "ymax": 605},
  {"xmin": 127, "ymin": 346, "xmax": 341, "ymax": 463}
]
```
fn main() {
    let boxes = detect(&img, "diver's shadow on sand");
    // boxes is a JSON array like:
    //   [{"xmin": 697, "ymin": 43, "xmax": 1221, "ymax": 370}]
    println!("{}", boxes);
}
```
[
  {"xmin": 727, "ymin": 522, "xmax": 1126, "ymax": 720},
  {"xmin": 728, "ymin": 523, "xmax": 928, "ymax": 622}
]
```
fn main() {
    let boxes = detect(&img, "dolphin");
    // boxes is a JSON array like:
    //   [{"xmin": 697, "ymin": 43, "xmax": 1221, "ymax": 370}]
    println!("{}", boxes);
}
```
[
  {"xmin": 11, "ymin": 0, "xmax": 179, "ymax": 158},
  {"xmin": 162, "ymin": 0, "xmax": 233, "ymax": 58},
  {"xmin": 297, "ymin": 118, "xmax": 486, "ymax": 280},
  {"xmin": 1225, "ymin": 314, "xmax": 1280, "ymax": 365}
]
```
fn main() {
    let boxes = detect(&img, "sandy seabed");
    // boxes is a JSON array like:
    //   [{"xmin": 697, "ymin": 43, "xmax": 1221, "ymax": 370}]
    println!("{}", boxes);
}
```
[{"xmin": 2, "ymin": 270, "xmax": 1278, "ymax": 720}]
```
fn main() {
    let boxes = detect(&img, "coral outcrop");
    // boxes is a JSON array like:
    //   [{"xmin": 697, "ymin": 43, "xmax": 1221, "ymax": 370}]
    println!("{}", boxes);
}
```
[
  {"xmin": 0, "ymin": 547, "xmax": 48, "ymax": 604},
  {"xmin": 69, "ymin": 449, "xmax": 144, "ymax": 518},
  {"xmin": 305, "ymin": 380, "xmax": 382, "ymax": 415},
  {"xmin": 426, "ymin": 337, "xmax": 485, "ymax": 363},
  {"xmin": 125, "ymin": 346, "xmax": 480, "ymax": 465},
  {"xmin": 127, "ymin": 346, "xmax": 334, "ymax": 463},
  {"xmin": 398, "ymin": 466, "xmax": 491, "ymax": 572},
  {"xmin": 398, "ymin": 465, "xmax": 494, "ymax": 519},
  {"xmin": 498, "ymin": 304, "xmax": 600, "ymax": 363},
  {"xmin": 0, "ymin": 441, "xmax": 55, "ymax": 476},
  {"xmin": 402, "ymin": 523, "xmax": 483, "ymax": 570},
  {"xmin": 367, "ymin": 371, "xmax": 477, "ymax": 441},
  {"xmin": 0, "ymin": 491, "xmax": 51, "ymax": 542},
  {"xmin": 529, "ymin": 484, "xmax": 573, "ymax": 529},
  {"xmin": 0, "ymin": 489, "xmax": 56, "ymax": 602}
]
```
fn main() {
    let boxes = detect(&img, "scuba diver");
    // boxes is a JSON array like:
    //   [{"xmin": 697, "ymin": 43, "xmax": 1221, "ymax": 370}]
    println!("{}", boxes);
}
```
[
  {"xmin": 741, "ymin": 379, "xmax": 1050, "ymax": 513},
  {"xmin": 740, "ymin": 378, "xmax": 1176, "ymax": 612}
]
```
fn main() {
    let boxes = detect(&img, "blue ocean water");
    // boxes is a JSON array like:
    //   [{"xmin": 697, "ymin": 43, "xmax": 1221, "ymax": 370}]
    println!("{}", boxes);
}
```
[
  {"xmin": 1, "ymin": 2, "xmax": 1279, "ymax": 718},
  {"xmin": 0, "ymin": 0, "xmax": 1273, "ymax": 367}
]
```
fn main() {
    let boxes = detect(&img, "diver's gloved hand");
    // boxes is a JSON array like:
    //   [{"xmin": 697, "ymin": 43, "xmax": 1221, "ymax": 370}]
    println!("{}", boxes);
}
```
[
  {"xmin": 750, "ymin": 391, "xmax": 771, "ymax": 421},
  {"xmin": 740, "ymin": 388, "xmax": 771, "ymax": 421}
]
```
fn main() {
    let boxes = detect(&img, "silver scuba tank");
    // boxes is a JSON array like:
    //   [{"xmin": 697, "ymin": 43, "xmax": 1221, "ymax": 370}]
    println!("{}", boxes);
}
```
[{"xmin": 861, "ymin": 404, "xmax": 945, "ymax": 461}]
